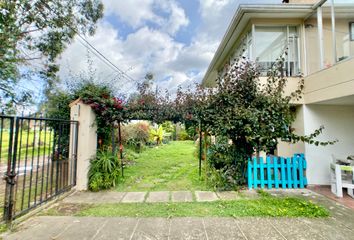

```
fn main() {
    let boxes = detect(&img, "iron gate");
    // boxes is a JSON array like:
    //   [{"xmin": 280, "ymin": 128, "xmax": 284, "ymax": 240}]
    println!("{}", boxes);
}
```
[{"xmin": 0, "ymin": 115, "xmax": 78, "ymax": 222}]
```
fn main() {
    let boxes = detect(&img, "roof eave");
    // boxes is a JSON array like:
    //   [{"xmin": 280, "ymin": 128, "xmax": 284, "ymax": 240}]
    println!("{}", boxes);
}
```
[{"xmin": 202, "ymin": 4, "xmax": 315, "ymax": 86}]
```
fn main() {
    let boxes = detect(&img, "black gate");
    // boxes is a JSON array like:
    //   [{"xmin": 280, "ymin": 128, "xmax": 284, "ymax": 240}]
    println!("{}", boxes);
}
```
[{"xmin": 0, "ymin": 115, "xmax": 78, "ymax": 222}]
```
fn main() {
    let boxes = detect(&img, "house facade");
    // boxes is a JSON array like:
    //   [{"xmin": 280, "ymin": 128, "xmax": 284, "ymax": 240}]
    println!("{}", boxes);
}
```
[{"xmin": 202, "ymin": 0, "xmax": 354, "ymax": 185}]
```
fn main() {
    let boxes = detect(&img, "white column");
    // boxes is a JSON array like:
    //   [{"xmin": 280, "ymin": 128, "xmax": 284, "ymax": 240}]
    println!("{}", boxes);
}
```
[
  {"xmin": 317, "ymin": 6, "xmax": 325, "ymax": 69},
  {"xmin": 69, "ymin": 100, "xmax": 97, "ymax": 190},
  {"xmin": 330, "ymin": 0, "xmax": 337, "ymax": 63}
]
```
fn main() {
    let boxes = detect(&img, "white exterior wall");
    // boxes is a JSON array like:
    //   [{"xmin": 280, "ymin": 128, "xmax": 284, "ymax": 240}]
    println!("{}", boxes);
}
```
[
  {"xmin": 277, "ymin": 105, "xmax": 305, "ymax": 157},
  {"xmin": 303, "ymin": 105, "xmax": 354, "ymax": 185}
]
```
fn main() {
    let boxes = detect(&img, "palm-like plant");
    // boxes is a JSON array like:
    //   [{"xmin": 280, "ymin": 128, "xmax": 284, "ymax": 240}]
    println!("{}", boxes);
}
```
[
  {"xmin": 88, "ymin": 150, "xmax": 120, "ymax": 191},
  {"xmin": 150, "ymin": 125, "xmax": 164, "ymax": 145}
]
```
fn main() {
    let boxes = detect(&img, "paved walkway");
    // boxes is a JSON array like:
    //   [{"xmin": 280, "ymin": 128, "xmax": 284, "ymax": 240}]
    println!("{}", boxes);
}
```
[
  {"xmin": 61, "ymin": 190, "xmax": 240, "ymax": 204},
  {"xmin": 4, "ymin": 216, "xmax": 354, "ymax": 240},
  {"xmin": 308, "ymin": 185, "xmax": 354, "ymax": 210}
]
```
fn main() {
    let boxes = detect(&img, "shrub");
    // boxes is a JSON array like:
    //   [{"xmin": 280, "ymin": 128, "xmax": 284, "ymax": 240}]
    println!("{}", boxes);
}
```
[
  {"xmin": 161, "ymin": 121, "xmax": 175, "ymax": 134},
  {"xmin": 206, "ymin": 142, "xmax": 246, "ymax": 190},
  {"xmin": 121, "ymin": 122, "xmax": 150, "ymax": 152},
  {"xmin": 186, "ymin": 125, "xmax": 197, "ymax": 139},
  {"xmin": 150, "ymin": 125, "xmax": 164, "ymax": 145},
  {"xmin": 177, "ymin": 129, "xmax": 190, "ymax": 141},
  {"xmin": 88, "ymin": 150, "xmax": 120, "ymax": 191}
]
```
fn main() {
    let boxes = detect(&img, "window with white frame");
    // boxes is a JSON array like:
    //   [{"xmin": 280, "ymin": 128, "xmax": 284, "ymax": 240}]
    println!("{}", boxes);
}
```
[
  {"xmin": 254, "ymin": 26, "xmax": 300, "ymax": 77},
  {"xmin": 233, "ymin": 31, "xmax": 252, "ymax": 61}
]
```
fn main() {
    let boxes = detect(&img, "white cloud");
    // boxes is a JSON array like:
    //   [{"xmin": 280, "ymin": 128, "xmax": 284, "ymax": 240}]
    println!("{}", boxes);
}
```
[
  {"xmin": 156, "ymin": 0, "xmax": 189, "ymax": 36},
  {"xmin": 198, "ymin": 0, "xmax": 238, "ymax": 43},
  {"xmin": 103, "ymin": 0, "xmax": 189, "ymax": 36},
  {"xmin": 102, "ymin": 0, "xmax": 162, "ymax": 29},
  {"xmin": 57, "ymin": 0, "xmax": 239, "ymax": 96}
]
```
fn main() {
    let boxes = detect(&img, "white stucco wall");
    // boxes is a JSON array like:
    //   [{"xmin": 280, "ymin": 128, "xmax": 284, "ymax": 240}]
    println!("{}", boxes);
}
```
[
  {"xmin": 70, "ymin": 101, "xmax": 97, "ymax": 190},
  {"xmin": 277, "ymin": 105, "xmax": 305, "ymax": 157},
  {"xmin": 303, "ymin": 104, "xmax": 354, "ymax": 185}
]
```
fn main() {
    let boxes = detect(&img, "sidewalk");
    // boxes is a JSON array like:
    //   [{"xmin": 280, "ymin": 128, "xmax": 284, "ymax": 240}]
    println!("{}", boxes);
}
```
[{"xmin": 4, "ymin": 216, "xmax": 354, "ymax": 240}]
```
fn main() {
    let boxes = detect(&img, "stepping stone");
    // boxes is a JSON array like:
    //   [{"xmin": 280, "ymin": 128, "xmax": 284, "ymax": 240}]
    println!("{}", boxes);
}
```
[
  {"xmin": 216, "ymin": 191, "xmax": 240, "ymax": 200},
  {"xmin": 63, "ymin": 191, "xmax": 102, "ymax": 204},
  {"xmin": 146, "ymin": 191, "xmax": 169, "ymax": 203},
  {"xmin": 171, "ymin": 191, "xmax": 193, "ymax": 202},
  {"xmin": 99, "ymin": 192, "xmax": 126, "ymax": 203},
  {"xmin": 121, "ymin": 192, "xmax": 146, "ymax": 203},
  {"xmin": 195, "ymin": 191, "xmax": 218, "ymax": 202}
]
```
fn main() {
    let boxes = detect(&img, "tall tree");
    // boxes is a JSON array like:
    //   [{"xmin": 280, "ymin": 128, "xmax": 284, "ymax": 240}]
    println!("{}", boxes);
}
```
[{"xmin": 0, "ymin": 0, "xmax": 104, "ymax": 111}]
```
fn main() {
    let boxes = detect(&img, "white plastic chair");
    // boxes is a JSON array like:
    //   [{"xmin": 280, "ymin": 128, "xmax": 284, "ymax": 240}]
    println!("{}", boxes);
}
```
[{"xmin": 330, "ymin": 155, "xmax": 354, "ymax": 198}]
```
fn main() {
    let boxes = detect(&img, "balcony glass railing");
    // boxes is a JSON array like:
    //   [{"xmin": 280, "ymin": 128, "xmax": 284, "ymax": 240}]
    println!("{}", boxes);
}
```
[{"xmin": 306, "ymin": 0, "xmax": 354, "ymax": 75}]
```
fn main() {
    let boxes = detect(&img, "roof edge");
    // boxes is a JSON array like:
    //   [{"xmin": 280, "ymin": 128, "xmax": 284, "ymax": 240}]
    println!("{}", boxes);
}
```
[{"xmin": 202, "ymin": 4, "xmax": 315, "ymax": 85}]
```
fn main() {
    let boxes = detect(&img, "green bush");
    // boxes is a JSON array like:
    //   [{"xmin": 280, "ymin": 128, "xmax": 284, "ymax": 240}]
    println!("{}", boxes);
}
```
[
  {"xmin": 177, "ymin": 129, "xmax": 190, "ymax": 141},
  {"xmin": 150, "ymin": 125, "xmax": 164, "ymax": 145},
  {"xmin": 161, "ymin": 121, "xmax": 175, "ymax": 134},
  {"xmin": 88, "ymin": 150, "xmax": 120, "ymax": 191},
  {"xmin": 121, "ymin": 122, "xmax": 150, "ymax": 152},
  {"xmin": 206, "ymin": 142, "xmax": 247, "ymax": 190}
]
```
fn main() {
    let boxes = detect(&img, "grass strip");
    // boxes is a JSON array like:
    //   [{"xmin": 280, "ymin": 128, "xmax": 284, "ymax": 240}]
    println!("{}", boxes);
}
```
[{"xmin": 45, "ymin": 197, "xmax": 329, "ymax": 218}]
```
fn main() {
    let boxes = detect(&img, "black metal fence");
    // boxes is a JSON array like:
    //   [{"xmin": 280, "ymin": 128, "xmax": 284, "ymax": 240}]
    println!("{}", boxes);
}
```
[{"xmin": 0, "ymin": 115, "xmax": 78, "ymax": 222}]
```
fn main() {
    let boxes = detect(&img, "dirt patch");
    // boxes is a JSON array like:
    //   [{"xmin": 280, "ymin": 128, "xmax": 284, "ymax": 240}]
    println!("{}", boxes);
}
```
[{"xmin": 42, "ymin": 203, "xmax": 91, "ymax": 216}]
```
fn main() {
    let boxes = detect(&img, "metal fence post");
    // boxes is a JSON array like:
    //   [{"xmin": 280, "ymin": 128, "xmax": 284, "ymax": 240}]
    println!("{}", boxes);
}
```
[{"xmin": 4, "ymin": 117, "xmax": 19, "ymax": 222}]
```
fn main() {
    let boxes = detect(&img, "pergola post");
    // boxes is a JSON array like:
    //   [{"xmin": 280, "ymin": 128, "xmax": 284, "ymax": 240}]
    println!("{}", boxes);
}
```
[
  {"xmin": 199, "ymin": 121, "xmax": 202, "ymax": 177},
  {"xmin": 118, "ymin": 121, "xmax": 124, "ymax": 177}
]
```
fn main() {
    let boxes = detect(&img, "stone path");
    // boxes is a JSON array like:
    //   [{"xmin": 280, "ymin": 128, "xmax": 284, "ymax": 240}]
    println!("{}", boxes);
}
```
[
  {"xmin": 62, "ymin": 190, "xmax": 242, "ymax": 203},
  {"xmin": 4, "ymin": 216, "xmax": 354, "ymax": 240}
]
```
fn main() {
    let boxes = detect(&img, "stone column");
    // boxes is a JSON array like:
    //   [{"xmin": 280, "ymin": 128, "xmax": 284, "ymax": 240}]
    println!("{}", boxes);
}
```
[{"xmin": 69, "ymin": 99, "xmax": 97, "ymax": 190}]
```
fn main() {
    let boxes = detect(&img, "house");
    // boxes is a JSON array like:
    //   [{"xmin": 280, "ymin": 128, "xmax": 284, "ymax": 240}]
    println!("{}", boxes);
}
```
[{"xmin": 202, "ymin": 0, "xmax": 354, "ymax": 185}]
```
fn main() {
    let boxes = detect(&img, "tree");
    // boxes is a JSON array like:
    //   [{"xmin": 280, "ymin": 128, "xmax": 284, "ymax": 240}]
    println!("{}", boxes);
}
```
[
  {"xmin": 0, "ymin": 0, "xmax": 104, "ymax": 111},
  {"xmin": 198, "ymin": 56, "xmax": 336, "ymax": 185}
]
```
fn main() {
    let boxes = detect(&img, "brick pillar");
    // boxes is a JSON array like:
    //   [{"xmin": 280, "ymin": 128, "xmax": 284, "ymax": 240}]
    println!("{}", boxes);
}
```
[{"xmin": 69, "ymin": 99, "xmax": 97, "ymax": 190}]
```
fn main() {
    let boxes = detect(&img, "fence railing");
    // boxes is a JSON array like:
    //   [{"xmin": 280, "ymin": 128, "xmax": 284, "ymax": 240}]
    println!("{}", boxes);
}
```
[
  {"xmin": 247, "ymin": 154, "xmax": 307, "ymax": 189},
  {"xmin": 0, "ymin": 115, "xmax": 78, "ymax": 222}
]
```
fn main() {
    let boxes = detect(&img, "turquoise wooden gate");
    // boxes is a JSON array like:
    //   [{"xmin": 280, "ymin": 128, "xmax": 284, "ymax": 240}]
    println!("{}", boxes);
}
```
[{"xmin": 247, "ymin": 154, "xmax": 307, "ymax": 189}]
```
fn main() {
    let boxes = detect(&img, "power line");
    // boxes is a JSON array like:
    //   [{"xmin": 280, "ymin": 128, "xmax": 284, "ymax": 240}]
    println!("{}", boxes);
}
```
[
  {"xmin": 75, "ymin": 34, "xmax": 139, "ymax": 84},
  {"xmin": 38, "ymin": 1, "xmax": 140, "ymax": 85}
]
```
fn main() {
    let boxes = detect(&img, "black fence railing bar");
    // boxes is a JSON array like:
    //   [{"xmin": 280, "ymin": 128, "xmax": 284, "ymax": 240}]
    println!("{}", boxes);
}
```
[{"xmin": 0, "ymin": 115, "xmax": 78, "ymax": 222}]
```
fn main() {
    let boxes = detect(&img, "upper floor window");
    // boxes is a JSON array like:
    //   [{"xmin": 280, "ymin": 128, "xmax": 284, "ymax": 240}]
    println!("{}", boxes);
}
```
[{"xmin": 254, "ymin": 26, "xmax": 300, "ymax": 77}]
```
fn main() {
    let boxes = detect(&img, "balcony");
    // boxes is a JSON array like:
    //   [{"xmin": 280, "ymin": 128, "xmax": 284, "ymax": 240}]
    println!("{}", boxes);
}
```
[{"xmin": 304, "ymin": 57, "xmax": 354, "ymax": 104}]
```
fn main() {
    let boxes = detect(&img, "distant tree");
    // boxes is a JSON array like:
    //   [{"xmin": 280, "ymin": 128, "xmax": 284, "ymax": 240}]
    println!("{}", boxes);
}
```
[{"xmin": 0, "ymin": 0, "xmax": 104, "ymax": 111}]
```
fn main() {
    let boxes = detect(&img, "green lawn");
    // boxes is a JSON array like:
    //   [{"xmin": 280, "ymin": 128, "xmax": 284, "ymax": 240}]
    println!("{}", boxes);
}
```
[
  {"xmin": 117, "ymin": 141, "xmax": 209, "ymax": 191},
  {"xmin": 0, "ymin": 130, "xmax": 53, "ymax": 162},
  {"xmin": 43, "ymin": 195, "xmax": 329, "ymax": 218}
]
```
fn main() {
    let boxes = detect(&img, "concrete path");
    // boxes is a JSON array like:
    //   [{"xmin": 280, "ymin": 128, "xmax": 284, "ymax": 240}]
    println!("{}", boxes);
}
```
[
  {"xmin": 4, "ymin": 216, "xmax": 354, "ymax": 240},
  {"xmin": 62, "ymin": 190, "xmax": 241, "ymax": 204}
]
